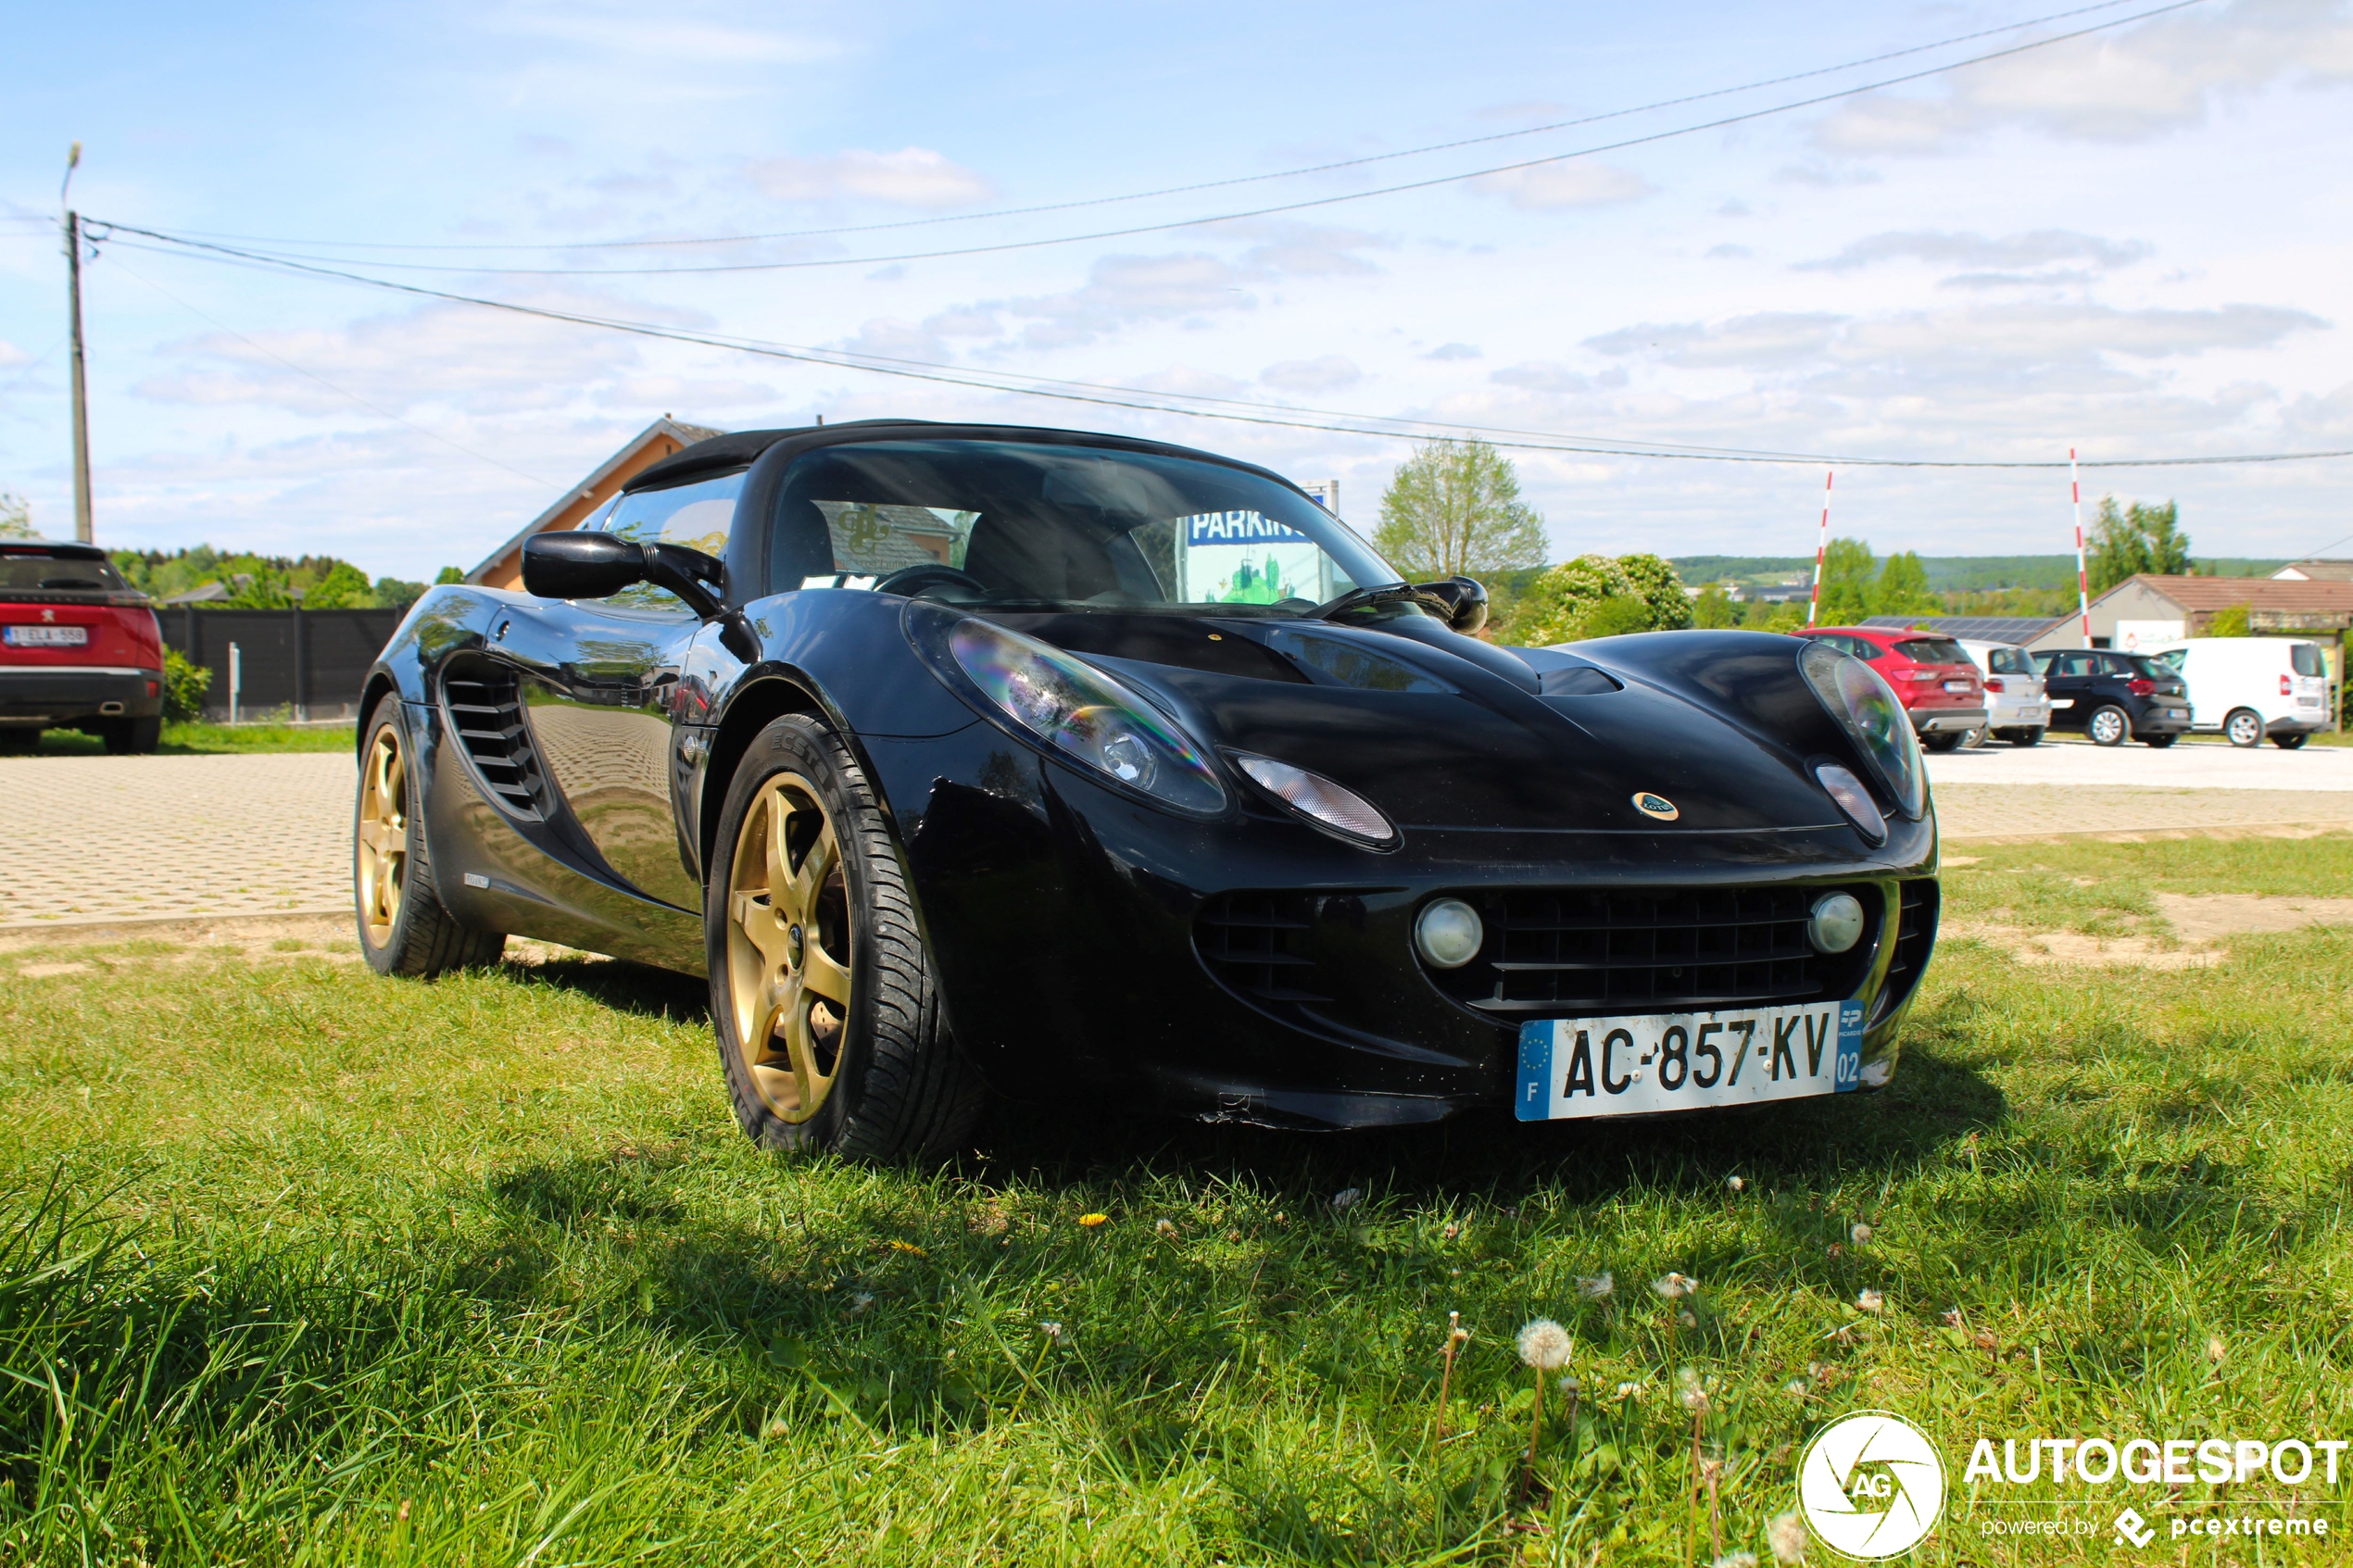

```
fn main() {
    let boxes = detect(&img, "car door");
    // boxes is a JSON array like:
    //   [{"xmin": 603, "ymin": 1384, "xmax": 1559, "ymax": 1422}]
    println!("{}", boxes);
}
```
[
  {"xmin": 503, "ymin": 470, "xmax": 744, "ymax": 911},
  {"xmin": 2041, "ymin": 651, "xmax": 2095, "ymax": 728}
]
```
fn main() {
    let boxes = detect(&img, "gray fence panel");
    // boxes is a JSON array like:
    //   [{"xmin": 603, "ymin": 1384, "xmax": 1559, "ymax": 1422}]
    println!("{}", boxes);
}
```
[{"xmin": 164, "ymin": 607, "xmax": 404, "ymax": 721}]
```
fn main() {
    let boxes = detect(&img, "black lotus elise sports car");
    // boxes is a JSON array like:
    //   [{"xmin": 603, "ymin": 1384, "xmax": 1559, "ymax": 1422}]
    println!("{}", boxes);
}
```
[{"xmin": 355, "ymin": 421, "xmax": 1938, "ymax": 1158}]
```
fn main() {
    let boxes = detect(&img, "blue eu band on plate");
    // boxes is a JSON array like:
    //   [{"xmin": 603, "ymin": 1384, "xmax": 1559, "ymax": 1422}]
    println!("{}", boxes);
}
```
[{"xmin": 1516, "ymin": 1002, "xmax": 1864, "ymax": 1120}]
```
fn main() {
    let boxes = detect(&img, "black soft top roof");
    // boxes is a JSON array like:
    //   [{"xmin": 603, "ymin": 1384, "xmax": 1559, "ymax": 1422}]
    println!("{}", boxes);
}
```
[{"xmin": 622, "ymin": 419, "xmax": 1298, "ymax": 495}]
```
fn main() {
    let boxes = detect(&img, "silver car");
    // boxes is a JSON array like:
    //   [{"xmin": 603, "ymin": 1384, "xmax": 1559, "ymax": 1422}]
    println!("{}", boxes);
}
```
[{"xmin": 1956, "ymin": 639, "xmax": 2048, "ymax": 746}]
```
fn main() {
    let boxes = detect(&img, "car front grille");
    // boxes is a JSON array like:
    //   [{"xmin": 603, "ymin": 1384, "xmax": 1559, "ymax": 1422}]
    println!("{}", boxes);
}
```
[
  {"xmin": 442, "ymin": 660, "xmax": 551, "ymax": 821},
  {"xmin": 1194, "ymin": 891, "xmax": 1331, "ymax": 1005},
  {"xmin": 1426, "ymin": 884, "xmax": 1881, "ymax": 1017}
]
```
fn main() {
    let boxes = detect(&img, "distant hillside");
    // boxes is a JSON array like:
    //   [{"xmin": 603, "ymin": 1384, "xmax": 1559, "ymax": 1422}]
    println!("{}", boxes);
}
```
[{"xmin": 1670, "ymin": 555, "xmax": 2289, "ymax": 592}]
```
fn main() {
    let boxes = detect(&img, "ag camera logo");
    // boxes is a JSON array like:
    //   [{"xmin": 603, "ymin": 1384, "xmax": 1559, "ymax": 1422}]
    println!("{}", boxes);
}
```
[{"xmin": 1799, "ymin": 1411, "xmax": 1945, "ymax": 1559}]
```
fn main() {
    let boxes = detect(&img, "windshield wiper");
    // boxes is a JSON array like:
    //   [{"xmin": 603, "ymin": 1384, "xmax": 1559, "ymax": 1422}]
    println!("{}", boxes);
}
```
[{"xmin": 1306, "ymin": 582, "xmax": 1428, "ymax": 621}]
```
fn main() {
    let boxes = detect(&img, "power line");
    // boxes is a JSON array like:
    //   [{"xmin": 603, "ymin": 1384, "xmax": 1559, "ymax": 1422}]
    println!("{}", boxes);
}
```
[
  {"xmin": 97, "ymin": 231, "xmax": 2353, "ymax": 471},
  {"xmin": 93, "ymin": 0, "xmax": 2208, "ymax": 279},
  {"xmin": 134, "ymin": 0, "xmax": 2161, "ymax": 257}
]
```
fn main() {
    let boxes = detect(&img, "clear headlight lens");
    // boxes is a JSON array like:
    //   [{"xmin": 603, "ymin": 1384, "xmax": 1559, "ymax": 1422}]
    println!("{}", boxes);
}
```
[
  {"xmin": 1799, "ymin": 640, "xmax": 1925, "ymax": 819},
  {"xmin": 1815, "ymin": 761, "xmax": 1887, "ymax": 843},
  {"xmin": 1233, "ymin": 753, "xmax": 1396, "ymax": 846},
  {"xmin": 934, "ymin": 614, "xmax": 1227, "ymax": 815}
]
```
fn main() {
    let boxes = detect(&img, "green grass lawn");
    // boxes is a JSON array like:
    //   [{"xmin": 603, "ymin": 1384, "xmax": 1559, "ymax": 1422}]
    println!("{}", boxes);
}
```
[
  {"xmin": 15, "ymin": 720, "xmax": 357, "ymax": 755},
  {"xmin": 5, "ymin": 836, "xmax": 2351, "ymax": 1564}
]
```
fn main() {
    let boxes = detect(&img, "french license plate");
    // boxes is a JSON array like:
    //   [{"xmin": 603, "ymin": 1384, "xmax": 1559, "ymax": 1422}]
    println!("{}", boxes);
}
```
[
  {"xmin": 1516, "ymin": 1001, "xmax": 1863, "ymax": 1120},
  {"xmin": 3, "ymin": 625, "xmax": 87, "ymax": 646}
]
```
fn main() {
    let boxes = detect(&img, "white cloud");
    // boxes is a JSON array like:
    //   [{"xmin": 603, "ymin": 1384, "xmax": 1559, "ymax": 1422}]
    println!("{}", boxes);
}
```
[
  {"xmin": 1586, "ymin": 313, "xmax": 1847, "ymax": 370},
  {"xmin": 1424, "ymin": 342, "xmax": 1482, "ymax": 361},
  {"xmin": 1490, "ymin": 361, "xmax": 1602, "ymax": 394},
  {"xmin": 1470, "ymin": 161, "xmax": 1652, "ymax": 211},
  {"xmin": 746, "ymin": 147, "xmax": 993, "ymax": 208},
  {"xmin": 1704, "ymin": 244, "xmax": 1753, "ymax": 260},
  {"xmin": 1796, "ymin": 230, "xmax": 2154, "ymax": 273},
  {"xmin": 482, "ymin": 8, "xmax": 843, "ymax": 66},
  {"xmin": 1812, "ymin": 0, "xmax": 2353, "ymax": 154},
  {"xmin": 1261, "ymin": 356, "xmax": 1362, "ymax": 393}
]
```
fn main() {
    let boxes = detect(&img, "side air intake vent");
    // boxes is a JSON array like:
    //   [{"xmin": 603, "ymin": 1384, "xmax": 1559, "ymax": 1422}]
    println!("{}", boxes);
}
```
[{"xmin": 442, "ymin": 660, "xmax": 550, "ymax": 821}]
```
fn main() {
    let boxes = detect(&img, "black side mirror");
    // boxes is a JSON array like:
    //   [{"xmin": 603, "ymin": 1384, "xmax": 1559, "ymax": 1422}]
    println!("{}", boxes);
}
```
[
  {"xmin": 1414, "ymin": 576, "xmax": 1490, "ymax": 634},
  {"xmin": 522, "ymin": 531, "xmax": 726, "ymax": 621}
]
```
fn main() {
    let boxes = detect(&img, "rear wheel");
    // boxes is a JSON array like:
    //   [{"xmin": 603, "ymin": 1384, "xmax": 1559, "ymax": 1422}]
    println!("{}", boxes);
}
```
[
  {"xmin": 2087, "ymin": 705, "xmax": 2130, "ymax": 746},
  {"xmin": 2142, "ymin": 734, "xmax": 2177, "ymax": 748},
  {"xmin": 0, "ymin": 728, "xmax": 37, "ymax": 753},
  {"xmin": 100, "ymin": 717, "xmax": 161, "ymax": 755},
  {"xmin": 2224, "ymin": 708, "xmax": 2263, "ymax": 747},
  {"xmin": 354, "ymin": 696, "xmax": 505, "ymax": 976},
  {"xmin": 2275, "ymin": 732, "xmax": 2309, "ymax": 750},
  {"xmin": 1921, "ymin": 732, "xmax": 1963, "ymax": 753},
  {"xmin": 708, "ymin": 713, "xmax": 984, "ymax": 1160},
  {"xmin": 2009, "ymin": 727, "xmax": 2045, "ymax": 747},
  {"xmin": 1959, "ymin": 725, "xmax": 1989, "ymax": 749}
]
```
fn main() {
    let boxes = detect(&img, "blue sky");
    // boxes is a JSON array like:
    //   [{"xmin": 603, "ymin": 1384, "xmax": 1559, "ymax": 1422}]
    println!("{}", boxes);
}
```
[{"xmin": 1, "ymin": 0, "xmax": 2348, "ymax": 580}]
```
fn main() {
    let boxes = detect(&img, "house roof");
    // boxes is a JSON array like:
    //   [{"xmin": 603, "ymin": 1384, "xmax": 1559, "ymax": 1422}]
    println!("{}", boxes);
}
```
[
  {"xmin": 1859, "ymin": 614, "xmax": 2072, "ymax": 644},
  {"xmin": 2099, "ymin": 573, "xmax": 2353, "ymax": 614},
  {"xmin": 2274, "ymin": 558, "xmax": 2353, "ymax": 582},
  {"xmin": 466, "ymin": 416, "xmax": 724, "ymax": 583}
]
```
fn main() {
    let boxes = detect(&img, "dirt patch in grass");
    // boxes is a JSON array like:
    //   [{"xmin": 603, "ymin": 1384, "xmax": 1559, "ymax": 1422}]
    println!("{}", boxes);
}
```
[
  {"xmin": 1944, "ymin": 921, "xmax": 2219, "ymax": 970},
  {"xmin": 2154, "ymin": 892, "xmax": 2353, "ymax": 943}
]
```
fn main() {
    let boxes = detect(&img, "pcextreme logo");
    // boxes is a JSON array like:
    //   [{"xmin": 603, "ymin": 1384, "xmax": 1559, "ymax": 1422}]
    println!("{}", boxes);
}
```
[{"xmin": 1799, "ymin": 1411, "xmax": 1947, "ymax": 1559}]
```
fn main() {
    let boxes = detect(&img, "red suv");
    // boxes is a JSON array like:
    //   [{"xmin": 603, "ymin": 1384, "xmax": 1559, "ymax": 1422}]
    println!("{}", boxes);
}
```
[
  {"xmin": 1797, "ymin": 626, "xmax": 1987, "ymax": 753},
  {"xmin": 0, "ymin": 542, "xmax": 166, "ymax": 753}
]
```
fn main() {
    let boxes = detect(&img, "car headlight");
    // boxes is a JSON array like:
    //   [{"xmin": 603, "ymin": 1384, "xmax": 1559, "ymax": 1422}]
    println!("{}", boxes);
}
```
[
  {"xmin": 1232, "ymin": 753, "xmax": 1396, "ymax": 847},
  {"xmin": 1799, "ymin": 640, "xmax": 1925, "ymax": 819},
  {"xmin": 912, "ymin": 608, "xmax": 1227, "ymax": 815}
]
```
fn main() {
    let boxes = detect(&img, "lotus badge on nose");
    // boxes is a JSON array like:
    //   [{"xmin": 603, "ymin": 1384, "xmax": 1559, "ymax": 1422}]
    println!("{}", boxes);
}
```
[{"xmin": 1633, "ymin": 792, "xmax": 1680, "ymax": 822}]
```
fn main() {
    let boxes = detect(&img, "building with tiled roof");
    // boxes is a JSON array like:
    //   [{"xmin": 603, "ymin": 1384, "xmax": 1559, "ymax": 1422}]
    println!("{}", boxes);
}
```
[{"xmin": 466, "ymin": 416, "xmax": 724, "ymax": 589}]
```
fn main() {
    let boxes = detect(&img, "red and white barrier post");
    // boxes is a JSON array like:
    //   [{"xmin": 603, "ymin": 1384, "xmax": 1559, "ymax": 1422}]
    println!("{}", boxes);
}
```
[
  {"xmin": 2070, "ymin": 446, "xmax": 2090, "ymax": 645},
  {"xmin": 1807, "ymin": 470, "xmax": 1832, "ymax": 627}
]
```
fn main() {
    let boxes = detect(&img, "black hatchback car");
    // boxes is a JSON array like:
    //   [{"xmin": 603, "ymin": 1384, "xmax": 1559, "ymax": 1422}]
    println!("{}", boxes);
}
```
[{"xmin": 2032, "ymin": 648, "xmax": 2192, "ymax": 746}]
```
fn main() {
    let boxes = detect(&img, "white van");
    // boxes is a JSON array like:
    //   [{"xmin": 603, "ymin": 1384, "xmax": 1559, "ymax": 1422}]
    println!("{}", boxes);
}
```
[
  {"xmin": 2145, "ymin": 637, "xmax": 2333, "ymax": 748},
  {"xmin": 1955, "ymin": 639, "xmax": 2049, "ymax": 746}
]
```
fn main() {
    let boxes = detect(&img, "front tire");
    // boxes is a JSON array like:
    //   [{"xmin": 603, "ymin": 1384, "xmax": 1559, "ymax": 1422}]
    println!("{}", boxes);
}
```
[
  {"xmin": 2087, "ymin": 705, "xmax": 2130, "ymax": 746},
  {"xmin": 706, "ymin": 713, "xmax": 983, "ymax": 1160},
  {"xmin": 1921, "ymin": 732, "xmax": 1963, "ymax": 753},
  {"xmin": 354, "ymin": 696, "xmax": 505, "ymax": 976},
  {"xmin": 101, "ymin": 717, "xmax": 161, "ymax": 755}
]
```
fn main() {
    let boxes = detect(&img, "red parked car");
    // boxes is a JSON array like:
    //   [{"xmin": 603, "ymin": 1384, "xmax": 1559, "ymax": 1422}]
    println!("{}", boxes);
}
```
[
  {"xmin": 1795, "ymin": 626, "xmax": 1987, "ymax": 753},
  {"xmin": 0, "ymin": 541, "xmax": 165, "ymax": 753}
]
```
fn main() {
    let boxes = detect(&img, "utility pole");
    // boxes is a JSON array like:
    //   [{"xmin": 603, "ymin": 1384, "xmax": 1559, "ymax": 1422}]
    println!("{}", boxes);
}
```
[{"xmin": 63, "ymin": 143, "xmax": 93, "ymax": 544}]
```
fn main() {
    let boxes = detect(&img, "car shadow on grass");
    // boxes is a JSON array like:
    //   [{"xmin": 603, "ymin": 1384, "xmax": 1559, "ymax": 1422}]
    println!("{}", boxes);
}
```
[{"xmin": 499, "ymin": 953, "xmax": 709, "ymax": 1024}]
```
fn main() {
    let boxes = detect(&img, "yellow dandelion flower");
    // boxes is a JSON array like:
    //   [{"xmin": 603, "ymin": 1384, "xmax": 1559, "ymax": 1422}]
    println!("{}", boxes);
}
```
[{"xmin": 1077, "ymin": 1212, "xmax": 1109, "ymax": 1227}]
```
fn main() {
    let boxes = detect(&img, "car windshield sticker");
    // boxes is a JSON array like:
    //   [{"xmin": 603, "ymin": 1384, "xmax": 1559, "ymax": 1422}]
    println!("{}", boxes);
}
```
[{"xmin": 1173, "ymin": 510, "xmax": 1340, "ymax": 607}]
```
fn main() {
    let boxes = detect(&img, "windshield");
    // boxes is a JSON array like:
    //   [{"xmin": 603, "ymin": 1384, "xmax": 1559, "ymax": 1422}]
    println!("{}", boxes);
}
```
[
  {"xmin": 2127, "ymin": 655, "xmax": 2176, "ymax": 680},
  {"xmin": 1984, "ymin": 646, "xmax": 2034, "ymax": 675},
  {"xmin": 770, "ymin": 439, "xmax": 1397, "ymax": 612},
  {"xmin": 0, "ymin": 550, "xmax": 130, "ymax": 595}
]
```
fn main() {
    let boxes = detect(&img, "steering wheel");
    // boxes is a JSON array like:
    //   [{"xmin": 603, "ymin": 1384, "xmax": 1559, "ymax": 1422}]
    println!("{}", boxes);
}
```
[{"xmin": 872, "ymin": 564, "xmax": 988, "ymax": 603}]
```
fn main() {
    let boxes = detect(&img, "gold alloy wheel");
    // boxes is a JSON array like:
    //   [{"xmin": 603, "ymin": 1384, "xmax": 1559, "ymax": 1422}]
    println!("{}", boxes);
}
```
[
  {"xmin": 356, "ymin": 723, "xmax": 408, "ymax": 947},
  {"xmin": 726, "ymin": 772, "xmax": 854, "ymax": 1123}
]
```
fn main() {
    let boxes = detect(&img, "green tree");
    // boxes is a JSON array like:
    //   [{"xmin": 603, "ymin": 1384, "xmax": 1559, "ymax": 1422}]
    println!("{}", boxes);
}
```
[
  {"xmin": 1504, "ymin": 554, "xmax": 1692, "ymax": 645},
  {"xmin": 2207, "ymin": 604, "xmax": 2252, "ymax": 637},
  {"xmin": 1816, "ymin": 538, "xmax": 1876, "ymax": 624},
  {"xmin": 0, "ymin": 493, "xmax": 36, "ymax": 541},
  {"xmin": 434, "ymin": 566, "xmax": 466, "ymax": 585},
  {"xmin": 1692, "ymin": 583, "xmax": 1739, "ymax": 628},
  {"xmin": 1372, "ymin": 438, "xmax": 1547, "ymax": 583},
  {"xmin": 1872, "ymin": 551, "xmax": 1938, "ymax": 616},
  {"xmin": 219, "ymin": 569, "xmax": 295, "ymax": 609},
  {"xmin": 301, "ymin": 561, "xmax": 374, "ymax": 608},
  {"xmin": 2087, "ymin": 497, "xmax": 2190, "ymax": 591},
  {"xmin": 374, "ymin": 576, "xmax": 429, "ymax": 611}
]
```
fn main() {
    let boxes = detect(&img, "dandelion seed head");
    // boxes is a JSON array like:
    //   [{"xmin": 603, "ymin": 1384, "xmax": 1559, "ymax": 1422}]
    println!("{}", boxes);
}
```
[
  {"xmin": 2207, "ymin": 1335, "xmax": 2227, "ymax": 1364},
  {"xmin": 1785, "ymin": 1378, "xmax": 1807, "ymax": 1397},
  {"xmin": 1676, "ymin": 1366, "xmax": 1710, "ymax": 1412},
  {"xmin": 846, "ymin": 1290, "xmax": 875, "ymax": 1316},
  {"xmin": 1768, "ymin": 1510, "xmax": 1808, "ymax": 1563},
  {"xmin": 1558, "ymin": 1375, "xmax": 1580, "ymax": 1394},
  {"xmin": 1154, "ymin": 1218, "xmax": 1176, "ymax": 1236},
  {"xmin": 1516, "ymin": 1318, "xmax": 1572, "ymax": 1371},
  {"xmin": 1856, "ymin": 1288, "xmax": 1885, "ymax": 1314},
  {"xmin": 1712, "ymin": 1553, "xmax": 1758, "ymax": 1568},
  {"xmin": 1577, "ymin": 1272, "xmax": 1614, "ymax": 1299},
  {"xmin": 1727, "ymin": 1175, "xmax": 1745, "ymax": 1192},
  {"xmin": 1038, "ymin": 1320, "xmax": 1063, "ymax": 1341},
  {"xmin": 1679, "ymin": 1310, "xmax": 1698, "ymax": 1329},
  {"xmin": 1651, "ymin": 1272, "xmax": 1696, "ymax": 1298},
  {"xmin": 1850, "ymin": 1223, "xmax": 1872, "ymax": 1245},
  {"xmin": 1331, "ymin": 1187, "xmax": 1362, "ymax": 1211},
  {"xmin": 1615, "ymin": 1380, "xmax": 1642, "ymax": 1399}
]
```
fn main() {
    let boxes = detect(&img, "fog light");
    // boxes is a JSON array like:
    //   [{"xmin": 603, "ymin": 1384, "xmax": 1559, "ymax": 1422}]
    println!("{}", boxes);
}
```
[
  {"xmin": 1808, "ymin": 892, "xmax": 1866, "ymax": 955},
  {"xmin": 1415, "ymin": 898, "xmax": 1485, "ymax": 969}
]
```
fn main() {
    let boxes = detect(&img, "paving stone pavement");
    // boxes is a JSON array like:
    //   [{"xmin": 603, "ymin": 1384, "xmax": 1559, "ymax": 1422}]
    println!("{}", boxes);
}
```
[
  {"xmin": 2, "ymin": 751, "xmax": 2350, "ymax": 930},
  {"xmin": 0, "ymin": 754, "xmax": 354, "ymax": 927}
]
